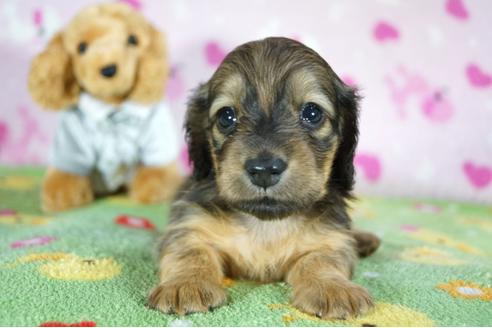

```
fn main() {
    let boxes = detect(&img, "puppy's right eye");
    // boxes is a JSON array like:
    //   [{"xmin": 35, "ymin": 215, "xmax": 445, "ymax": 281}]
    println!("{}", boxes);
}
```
[
  {"xmin": 217, "ymin": 106, "xmax": 237, "ymax": 133},
  {"xmin": 78, "ymin": 42, "xmax": 88, "ymax": 54}
]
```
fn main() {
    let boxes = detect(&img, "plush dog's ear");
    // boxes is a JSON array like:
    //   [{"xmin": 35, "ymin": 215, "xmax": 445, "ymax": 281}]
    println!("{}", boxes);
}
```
[
  {"xmin": 329, "ymin": 79, "xmax": 360, "ymax": 197},
  {"xmin": 184, "ymin": 84, "xmax": 213, "ymax": 180},
  {"xmin": 28, "ymin": 33, "xmax": 79, "ymax": 109},
  {"xmin": 129, "ymin": 25, "xmax": 168, "ymax": 104}
]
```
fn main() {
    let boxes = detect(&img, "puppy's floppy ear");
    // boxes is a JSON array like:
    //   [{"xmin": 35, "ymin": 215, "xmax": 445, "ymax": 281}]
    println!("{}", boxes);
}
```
[
  {"xmin": 185, "ymin": 83, "xmax": 213, "ymax": 180},
  {"xmin": 329, "ymin": 79, "xmax": 360, "ymax": 197},
  {"xmin": 28, "ymin": 33, "xmax": 79, "ymax": 110},
  {"xmin": 129, "ymin": 25, "xmax": 168, "ymax": 104}
]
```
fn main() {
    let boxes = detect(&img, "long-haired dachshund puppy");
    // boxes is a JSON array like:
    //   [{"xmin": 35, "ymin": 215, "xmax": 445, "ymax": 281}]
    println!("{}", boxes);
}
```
[{"xmin": 148, "ymin": 37, "xmax": 380, "ymax": 319}]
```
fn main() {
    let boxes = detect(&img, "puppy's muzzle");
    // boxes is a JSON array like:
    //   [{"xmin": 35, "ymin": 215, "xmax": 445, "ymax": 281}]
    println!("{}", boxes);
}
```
[{"xmin": 245, "ymin": 156, "xmax": 287, "ymax": 189}]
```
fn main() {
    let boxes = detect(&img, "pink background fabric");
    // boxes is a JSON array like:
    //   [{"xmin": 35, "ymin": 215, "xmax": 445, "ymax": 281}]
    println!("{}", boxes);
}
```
[{"xmin": 0, "ymin": 0, "xmax": 491, "ymax": 203}]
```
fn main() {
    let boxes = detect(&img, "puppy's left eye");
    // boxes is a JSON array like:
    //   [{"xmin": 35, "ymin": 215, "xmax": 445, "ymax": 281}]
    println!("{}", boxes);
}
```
[
  {"xmin": 300, "ymin": 102, "xmax": 324, "ymax": 127},
  {"xmin": 127, "ymin": 34, "xmax": 138, "ymax": 46},
  {"xmin": 217, "ymin": 106, "xmax": 237, "ymax": 133}
]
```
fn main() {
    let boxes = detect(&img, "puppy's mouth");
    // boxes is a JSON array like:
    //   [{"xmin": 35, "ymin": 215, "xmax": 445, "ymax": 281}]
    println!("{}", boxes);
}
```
[{"xmin": 230, "ymin": 197, "xmax": 300, "ymax": 221}]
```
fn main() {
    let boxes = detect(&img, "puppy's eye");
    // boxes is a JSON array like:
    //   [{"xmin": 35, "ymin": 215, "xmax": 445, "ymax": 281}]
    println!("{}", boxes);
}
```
[
  {"xmin": 300, "ymin": 102, "xmax": 324, "ymax": 127},
  {"xmin": 78, "ymin": 42, "xmax": 88, "ymax": 54},
  {"xmin": 127, "ymin": 34, "xmax": 138, "ymax": 46},
  {"xmin": 217, "ymin": 106, "xmax": 237, "ymax": 133}
]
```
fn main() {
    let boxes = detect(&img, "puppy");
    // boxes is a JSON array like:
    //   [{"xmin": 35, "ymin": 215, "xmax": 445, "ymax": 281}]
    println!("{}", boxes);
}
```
[{"xmin": 148, "ymin": 37, "xmax": 380, "ymax": 319}]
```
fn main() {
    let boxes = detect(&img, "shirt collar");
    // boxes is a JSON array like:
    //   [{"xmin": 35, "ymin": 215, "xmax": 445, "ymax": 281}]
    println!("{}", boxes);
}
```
[{"xmin": 78, "ymin": 93, "xmax": 153, "ymax": 123}]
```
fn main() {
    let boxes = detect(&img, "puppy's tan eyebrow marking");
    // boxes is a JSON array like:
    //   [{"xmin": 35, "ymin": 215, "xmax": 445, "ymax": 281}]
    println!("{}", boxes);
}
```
[
  {"xmin": 303, "ymin": 91, "xmax": 334, "ymax": 115},
  {"xmin": 209, "ymin": 95, "xmax": 235, "ymax": 118},
  {"xmin": 290, "ymin": 70, "xmax": 334, "ymax": 116},
  {"xmin": 210, "ymin": 74, "xmax": 244, "ymax": 118}
]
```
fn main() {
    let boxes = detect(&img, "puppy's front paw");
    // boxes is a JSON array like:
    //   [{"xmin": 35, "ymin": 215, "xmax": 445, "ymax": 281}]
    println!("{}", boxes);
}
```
[
  {"xmin": 148, "ymin": 279, "xmax": 227, "ymax": 315},
  {"xmin": 291, "ymin": 278, "xmax": 373, "ymax": 320},
  {"xmin": 41, "ymin": 169, "xmax": 93, "ymax": 212}
]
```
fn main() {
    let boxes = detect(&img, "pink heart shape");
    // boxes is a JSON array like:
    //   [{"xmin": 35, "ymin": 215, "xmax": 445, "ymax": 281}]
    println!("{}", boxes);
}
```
[
  {"xmin": 446, "ymin": 0, "xmax": 469, "ymax": 20},
  {"xmin": 166, "ymin": 66, "xmax": 186, "ymax": 102},
  {"xmin": 0, "ymin": 121, "xmax": 8, "ymax": 145},
  {"xmin": 463, "ymin": 161, "xmax": 492, "ymax": 189},
  {"xmin": 0, "ymin": 208, "xmax": 16, "ymax": 216},
  {"xmin": 33, "ymin": 9, "xmax": 43, "ymax": 26},
  {"xmin": 421, "ymin": 92, "xmax": 454, "ymax": 122},
  {"xmin": 373, "ymin": 21, "xmax": 400, "ymax": 42},
  {"xmin": 11, "ymin": 236, "xmax": 56, "ymax": 248},
  {"xmin": 204, "ymin": 41, "xmax": 227, "ymax": 67},
  {"xmin": 414, "ymin": 202, "xmax": 442, "ymax": 214},
  {"xmin": 354, "ymin": 153, "xmax": 382, "ymax": 183},
  {"xmin": 180, "ymin": 146, "xmax": 192, "ymax": 175},
  {"xmin": 118, "ymin": 0, "xmax": 142, "ymax": 10},
  {"xmin": 466, "ymin": 64, "xmax": 492, "ymax": 88},
  {"xmin": 401, "ymin": 224, "xmax": 420, "ymax": 233},
  {"xmin": 341, "ymin": 75, "xmax": 357, "ymax": 87}
]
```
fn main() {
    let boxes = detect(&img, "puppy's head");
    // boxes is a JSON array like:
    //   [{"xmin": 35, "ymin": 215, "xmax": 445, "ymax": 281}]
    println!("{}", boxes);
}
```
[
  {"xmin": 28, "ymin": 3, "xmax": 167, "ymax": 108},
  {"xmin": 186, "ymin": 37, "xmax": 359, "ymax": 220}
]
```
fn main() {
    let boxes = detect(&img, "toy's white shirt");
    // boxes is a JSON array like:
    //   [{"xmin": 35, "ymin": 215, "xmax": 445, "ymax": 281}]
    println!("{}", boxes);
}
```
[{"xmin": 51, "ymin": 93, "xmax": 180, "ymax": 193}]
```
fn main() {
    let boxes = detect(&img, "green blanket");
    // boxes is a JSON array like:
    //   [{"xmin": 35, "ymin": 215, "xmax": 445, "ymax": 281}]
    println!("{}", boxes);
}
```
[{"xmin": 1, "ymin": 167, "xmax": 491, "ymax": 326}]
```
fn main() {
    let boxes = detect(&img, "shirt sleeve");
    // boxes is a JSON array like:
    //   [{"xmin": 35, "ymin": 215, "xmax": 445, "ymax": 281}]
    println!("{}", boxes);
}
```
[
  {"xmin": 139, "ymin": 102, "xmax": 181, "ymax": 166},
  {"xmin": 51, "ymin": 109, "xmax": 95, "ymax": 176}
]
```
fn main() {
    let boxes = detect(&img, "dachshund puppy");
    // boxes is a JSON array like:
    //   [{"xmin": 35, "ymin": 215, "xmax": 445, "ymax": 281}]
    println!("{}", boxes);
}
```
[{"xmin": 148, "ymin": 37, "xmax": 380, "ymax": 319}]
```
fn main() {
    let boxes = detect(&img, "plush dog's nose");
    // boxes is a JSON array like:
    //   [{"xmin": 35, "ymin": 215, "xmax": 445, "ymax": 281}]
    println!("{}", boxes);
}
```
[
  {"xmin": 100, "ymin": 64, "xmax": 117, "ymax": 78},
  {"xmin": 245, "ymin": 157, "xmax": 287, "ymax": 189}
]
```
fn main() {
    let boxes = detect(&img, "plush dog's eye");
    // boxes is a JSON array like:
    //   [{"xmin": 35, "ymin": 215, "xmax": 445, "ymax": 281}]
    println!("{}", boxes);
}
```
[
  {"xmin": 127, "ymin": 34, "xmax": 138, "ymax": 46},
  {"xmin": 78, "ymin": 42, "xmax": 88, "ymax": 54},
  {"xmin": 300, "ymin": 102, "xmax": 324, "ymax": 126},
  {"xmin": 217, "ymin": 106, "xmax": 237, "ymax": 132}
]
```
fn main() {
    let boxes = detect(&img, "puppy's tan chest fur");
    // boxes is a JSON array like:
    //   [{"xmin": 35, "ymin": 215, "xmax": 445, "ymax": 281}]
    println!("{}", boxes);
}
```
[
  {"xmin": 214, "ymin": 216, "xmax": 341, "ymax": 282},
  {"xmin": 165, "ymin": 206, "xmax": 353, "ymax": 283},
  {"xmin": 221, "ymin": 217, "xmax": 300, "ymax": 280}
]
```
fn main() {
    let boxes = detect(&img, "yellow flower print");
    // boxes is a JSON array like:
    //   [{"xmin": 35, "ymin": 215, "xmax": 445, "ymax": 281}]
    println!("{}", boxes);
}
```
[
  {"xmin": 39, "ymin": 256, "xmax": 121, "ymax": 281},
  {"xmin": 0, "ymin": 213, "xmax": 53, "ymax": 226},
  {"xmin": 281, "ymin": 313, "xmax": 296, "ymax": 324},
  {"xmin": 0, "ymin": 175, "xmax": 38, "ymax": 190},
  {"xmin": 2, "ymin": 252, "xmax": 121, "ymax": 281},
  {"xmin": 105, "ymin": 195, "xmax": 140, "ymax": 206},
  {"xmin": 400, "ymin": 247, "xmax": 465, "ymax": 266},
  {"xmin": 407, "ymin": 229, "xmax": 482, "ymax": 255},
  {"xmin": 269, "ymin": 302, "xmax": 434, "ymax": 326},
  {"xmin": 2, "ymin": 252, "xmax": 70, "ymax": 269},
  {"xmin": 437, "ymin": 280, "xmax": 492, "ymax": 301},
  {"xmin": 458, "ymin": 216, "xmax": 492, "ymax": 233}
]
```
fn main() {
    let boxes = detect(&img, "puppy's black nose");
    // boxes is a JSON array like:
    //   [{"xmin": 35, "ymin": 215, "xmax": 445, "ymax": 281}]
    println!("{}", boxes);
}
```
[
  {"xmin": 245, "ymin": 157, "xmax": 287, "ymax": 189},
  {"xmin": 100, "ymin": 64, "xmax": 117, "ymax": 78}
]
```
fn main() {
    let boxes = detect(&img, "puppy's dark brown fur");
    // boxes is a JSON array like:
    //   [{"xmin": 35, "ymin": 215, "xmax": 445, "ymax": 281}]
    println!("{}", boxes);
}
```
[{"xmin": 148, "ymin": 37, "xmax": 380, "ymax": 319}]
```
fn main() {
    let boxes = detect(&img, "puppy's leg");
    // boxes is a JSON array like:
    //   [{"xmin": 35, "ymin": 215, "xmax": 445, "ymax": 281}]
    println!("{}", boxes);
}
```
[
  {"xmin": 286, "ymin": 233, "xmax": 373, "ymax": 319},
  {"xmin": 148, "ymin": 228, "xmax": 227, "ymax": 315},
  {"xmin": 130, "ymin": 163, "xmax": 183, "ymax": 204},
  {"xmin": 41, "ymin": 167, "xmax": 93, "ymax": 212}
]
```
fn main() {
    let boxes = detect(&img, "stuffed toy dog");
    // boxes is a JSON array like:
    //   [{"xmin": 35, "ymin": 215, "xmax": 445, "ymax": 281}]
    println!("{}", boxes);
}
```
[{"xmin": 28, "ymin": 3, "xmax": 182, "ymax": 212}]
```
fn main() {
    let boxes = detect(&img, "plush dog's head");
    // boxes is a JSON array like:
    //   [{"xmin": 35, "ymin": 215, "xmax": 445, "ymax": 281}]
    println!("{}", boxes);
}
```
[
  {"xmin": 186, "ymin": 37, "xmax": 359, "ymax": 220},
  {"xmin": 28, "ymin": 3, "xmax": 167, "ymax": 108}
]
